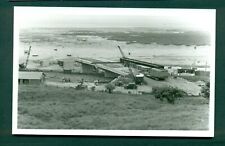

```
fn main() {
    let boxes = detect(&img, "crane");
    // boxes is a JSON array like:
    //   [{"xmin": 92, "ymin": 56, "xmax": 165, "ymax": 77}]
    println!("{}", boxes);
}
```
[
  {"xmin": 118, "ymin": 45, "xmax": 126, "ymax": 58},
  {"xmin": 117, "ymin": 45, "xmax": 135, "ymax": 80},
  {"xmin": 117, "ymin": 45, "xmax": 144, "ymax": 85},
  {"xmin": 25, "ymin": 45, "xmax": 32, "ymax": 68},
  {"xmin": 117, "ymin": 46, "xmax": 169, "ymax": 81},
  {"xmin": 19, "ymin": 45, "xmax": 31, "ymax": 70}
]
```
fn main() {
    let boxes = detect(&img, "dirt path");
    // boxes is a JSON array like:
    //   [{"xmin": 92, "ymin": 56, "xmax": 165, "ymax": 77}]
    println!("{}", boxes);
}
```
[{"xmin": 144, "ymin": 77, "xmax": 202, "ymax": 96}]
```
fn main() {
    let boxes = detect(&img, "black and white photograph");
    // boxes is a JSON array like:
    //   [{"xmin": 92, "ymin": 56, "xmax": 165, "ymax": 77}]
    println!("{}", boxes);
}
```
[{"xmin": 13, "ymin": 7, "xmax": 215, "ymax": 137}]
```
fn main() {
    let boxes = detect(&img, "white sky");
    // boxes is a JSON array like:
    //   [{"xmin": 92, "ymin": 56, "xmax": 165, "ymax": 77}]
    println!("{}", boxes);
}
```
[{"xmin": 14, "ymin": 7, "xmax": 215, "ymax": 31}]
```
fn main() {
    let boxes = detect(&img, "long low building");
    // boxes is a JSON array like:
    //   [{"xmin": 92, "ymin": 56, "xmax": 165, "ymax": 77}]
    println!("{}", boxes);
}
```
[{"xmin": 19, "ymin": 71, "xmax": 44, "ymax": 85}]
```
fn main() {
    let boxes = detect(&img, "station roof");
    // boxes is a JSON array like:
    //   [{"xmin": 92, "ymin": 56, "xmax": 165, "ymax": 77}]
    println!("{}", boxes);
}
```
[{"xmin": 19, "ymin": 71, "xmax": 43, "ymax": 80}]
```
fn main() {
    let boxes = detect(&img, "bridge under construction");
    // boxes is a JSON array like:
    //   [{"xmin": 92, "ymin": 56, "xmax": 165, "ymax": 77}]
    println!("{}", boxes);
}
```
[
  {"xmin": 120, "ymin": 57, "xmax": 165, "ymax": 69},
  {"xmin": 74, "ymin": 58, "xmax": 129, "ymax": 78},
  {"xmin": 63, "ymin": 56, "xmax": 166, "ymax": 78}
]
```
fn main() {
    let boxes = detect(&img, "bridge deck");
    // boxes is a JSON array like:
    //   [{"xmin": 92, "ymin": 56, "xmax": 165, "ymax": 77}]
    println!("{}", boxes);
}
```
[
  {"xmin": 95, "ymin": 64, "xmax": 128, "ymax": 76},
  {"xmin": 120, "ymin": 57, "xmax": 164, "ymax": 69},
  {"xmin": 75, "ymin": 58, "xmax": 128, "ymax": 76}
]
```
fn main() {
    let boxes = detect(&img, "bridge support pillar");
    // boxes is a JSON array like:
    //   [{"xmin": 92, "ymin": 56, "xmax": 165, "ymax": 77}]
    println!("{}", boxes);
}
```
[
  {"xmin": 81, "ymin": 64, "xmax": 97, "ymax": 74},
  {"xmin": 104, "ymin": 71, "xmax": 119, "ymax": 78}
]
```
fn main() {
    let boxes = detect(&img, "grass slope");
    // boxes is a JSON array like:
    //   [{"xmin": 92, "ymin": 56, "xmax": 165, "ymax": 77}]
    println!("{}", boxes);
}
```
[{"xmin": 18, "ymin": 85, "xmax": 209, "ymax": 130}]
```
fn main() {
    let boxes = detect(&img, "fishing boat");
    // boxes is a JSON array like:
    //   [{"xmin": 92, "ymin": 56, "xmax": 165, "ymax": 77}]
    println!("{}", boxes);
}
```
[
  {"xmin": 24, "ymin": 50, "xmax": 28, "ymax": 54},
  {"xmin": 32, "ymin": 54, "xmax": 38, "ymax": 57}
]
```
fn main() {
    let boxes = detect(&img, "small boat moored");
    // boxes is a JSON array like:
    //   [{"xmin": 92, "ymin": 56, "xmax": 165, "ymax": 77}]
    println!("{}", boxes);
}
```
[{"xmin": 32, "ymin": 54, "xmax": 39, "ymax": 57}]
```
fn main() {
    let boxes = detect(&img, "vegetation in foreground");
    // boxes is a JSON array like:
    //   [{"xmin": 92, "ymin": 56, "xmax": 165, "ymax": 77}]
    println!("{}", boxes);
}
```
[
  {"xmin": 201, "ymin": 82, "xmax": 210, "ymax": 99},
  {"xmin": 18, "ymin": 85, "xmax": 209, "ymax": 130},
  {"xmin": 152, "ymin": 86, "xmax": 186, "ymax": 104}
]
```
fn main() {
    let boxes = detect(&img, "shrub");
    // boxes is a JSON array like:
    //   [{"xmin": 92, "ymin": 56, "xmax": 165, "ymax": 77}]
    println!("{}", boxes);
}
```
[
  {"xmin": 105, "ymin": 83, "xmax": 115, "ymax": 94},
  {"xmin": 90, "ymin": 86, "xmax": 96, "ymax": 91},
  {"xmin": 201, "ymin": 82, "xmax": 210, "ymax": 99},
  {"xmin": 152, "ymin": 86, "xmax": 186, "ymax": 104}
]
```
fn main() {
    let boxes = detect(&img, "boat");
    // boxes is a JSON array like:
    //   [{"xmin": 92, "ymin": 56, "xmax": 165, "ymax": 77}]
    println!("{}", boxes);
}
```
[{"xmin": 32, "ymin": 54, "xmax": 38, "ymax": 57}]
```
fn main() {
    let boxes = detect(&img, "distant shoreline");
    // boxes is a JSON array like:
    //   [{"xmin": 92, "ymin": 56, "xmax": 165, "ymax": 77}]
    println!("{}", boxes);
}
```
[{"xmin": 20, "ymin": 27, "xmax": 211, "ymax": 46}]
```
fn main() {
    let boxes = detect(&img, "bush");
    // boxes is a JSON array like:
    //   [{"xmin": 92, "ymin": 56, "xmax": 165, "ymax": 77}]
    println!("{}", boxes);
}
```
[
  {"xmin": 201, "ymin": 82, "xmax": 210, "ymax": 99},
  {"xmin": 90, "ymin": 86, "xmax": 96, "ymax": 91},
  {"xmin": 105, "ymin": 83, "xmax": 115, "ymax": 94},
  {"xmin": 152, "ymin": 86, "xmax": 186, "ymax": 104}
]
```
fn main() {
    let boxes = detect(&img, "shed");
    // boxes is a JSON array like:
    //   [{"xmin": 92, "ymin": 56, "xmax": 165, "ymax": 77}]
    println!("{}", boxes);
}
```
[{"xmin": 19, "ymin": 71, "xmax": 44, "ymax": 85}]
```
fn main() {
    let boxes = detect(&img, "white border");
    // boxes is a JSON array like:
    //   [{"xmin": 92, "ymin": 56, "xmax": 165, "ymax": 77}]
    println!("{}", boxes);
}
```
[{"xmin": 12, "ymin": 7, "xmax": 216, "ymax": 137}]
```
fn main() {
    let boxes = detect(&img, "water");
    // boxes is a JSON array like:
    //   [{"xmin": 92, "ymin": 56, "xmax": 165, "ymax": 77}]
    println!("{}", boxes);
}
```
[{"xmin": 19, "ymin": 28, "xmax": 212, "ymax": 67}]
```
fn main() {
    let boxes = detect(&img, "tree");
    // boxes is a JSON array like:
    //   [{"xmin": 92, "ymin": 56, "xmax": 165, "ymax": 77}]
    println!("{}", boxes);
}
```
[{"xmin": 201, "ymin": 82, "xmax": 210, "ymax": 99}]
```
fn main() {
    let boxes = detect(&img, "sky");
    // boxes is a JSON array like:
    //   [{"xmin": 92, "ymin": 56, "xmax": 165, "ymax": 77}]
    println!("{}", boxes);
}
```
[{"xmin": 14, "ymin": 7, "xmax": 215, "ymax": 32}]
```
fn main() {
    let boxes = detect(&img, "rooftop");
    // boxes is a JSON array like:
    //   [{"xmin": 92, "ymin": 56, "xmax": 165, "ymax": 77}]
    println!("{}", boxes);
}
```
[{"xmin": 19, "ymin": 71, "xmax": 43, "ymax": 80}]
